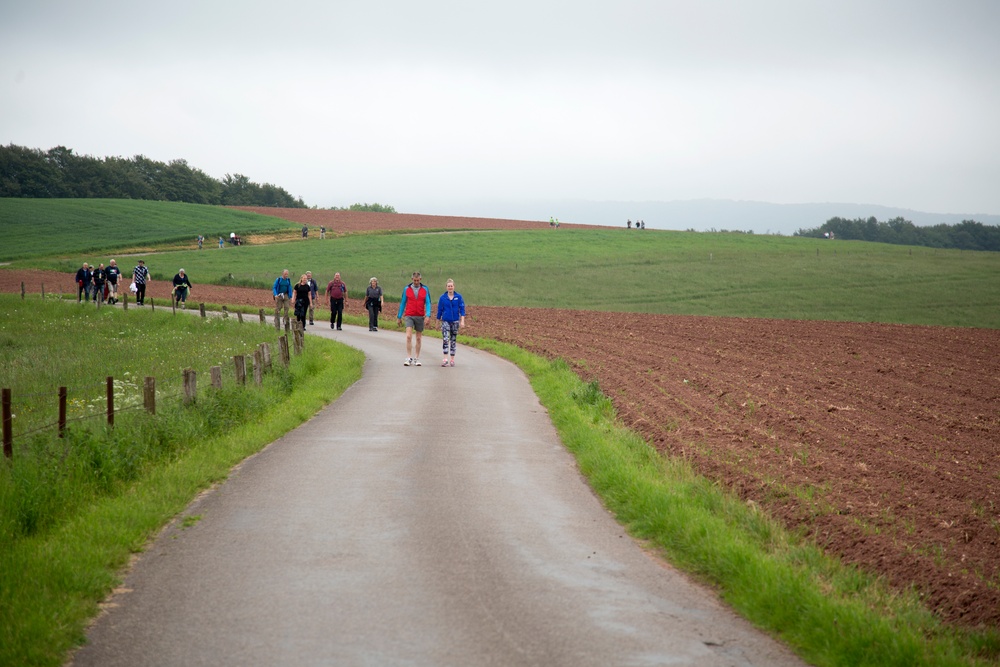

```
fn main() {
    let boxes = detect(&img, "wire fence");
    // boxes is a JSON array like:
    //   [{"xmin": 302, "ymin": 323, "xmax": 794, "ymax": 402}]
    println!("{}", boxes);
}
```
[{"xmin": 2, "ymin": 292, "xmax": 309, "ymax": 458}]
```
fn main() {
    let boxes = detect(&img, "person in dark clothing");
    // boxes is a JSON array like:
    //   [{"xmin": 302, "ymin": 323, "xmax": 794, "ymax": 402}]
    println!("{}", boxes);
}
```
[
  {"xmin": 364, "ymin": 277, "xmax": 383, "ymax": 331},
  {"xmin": 75, "ymin": 262, "xmax": 92, "ymax": 302},
  {"xmin": 91, "ymin": 263, "xmax": 107, "ymax": 305},
  {"xmin": 172, "ymin": 269, "xmax": 192, "ymax": 308},
  {"xmin": 293, "ymin": 274, "xmax": 312, "ymax": 329},
  {"xmin": 106, "ymin": 259, "xmax": 121, "ymax": 304}
]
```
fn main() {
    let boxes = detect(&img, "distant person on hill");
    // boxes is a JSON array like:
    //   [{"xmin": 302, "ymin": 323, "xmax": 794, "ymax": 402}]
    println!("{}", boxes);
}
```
[
  {"xmin": 293, "ymin": 274, "xmax": 311, "ymax": 329},
  {"xmin": 133, "ymin": 259, "xmax": 150, "ymax": 306},
  {"xmin": 273, "ymin": 269, "xmax": 293, "ymax": 320},
  {"xmin": 306, "ymin": 271, "xmax": 319, "ymax": 325},
  {"xmin": 197, "ymin": 235, "xmax": 204, "ymax": 249},
  {"xmin": 75, "ymin": 262, "xmax": 92, "ymax": 303},
  {"xmin": 364, "ymin": 277, "xmax": 383, "ymax": 331},
  {"xmin": 436, "ymin": 279, "xmax": 466, "ymax": 367},
  {"xmin": 326, "ymin": 272, "xmax": 348, "ymax": 330},
  {"xmin": 302, "ymin": 225, "xmax": 308, "ymax": 238},
  {"xmin": 106, "ymin": 259, "xmax": 121, "ymax": 304},
  {"xmin": 218, "ymin": 236, "xmax": 225, "ymax": 249},
  {"xmin": 91, "ymin": 263, "xmax": 107, "ymax": 305},
  {"xmin": 627, "ymin": 219, "xmax": 632, "ymax": 229},
  {"xmin": 397, "ymin": 271, "xmax": 431, "ymax": 366},
  {"xmin": 172, "ymin": 268, "xmax": 192, "ymax": 308},
  {"xmin": 320, "ymin": 226, "xmax": 326, "ymax": 239}
]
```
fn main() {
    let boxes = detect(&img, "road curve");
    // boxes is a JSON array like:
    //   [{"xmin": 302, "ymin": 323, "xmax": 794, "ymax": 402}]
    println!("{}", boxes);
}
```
[{"xmin": 72, "ymin": 324, "xmax": 805, "ymax": 667}]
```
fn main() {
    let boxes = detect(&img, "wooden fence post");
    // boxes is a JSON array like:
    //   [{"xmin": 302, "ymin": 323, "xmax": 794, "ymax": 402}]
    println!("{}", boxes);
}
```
[
  {"xmin": 221, "ymin": 305, "xmax": 228, "ymax": 319},
  {"xmin": 144, "ymin": 376, "xmax": 156, "ymax": 415},
  {"xmin": 237, "ymin": 311, "xmax": 244, "ymax": 324},
  {"xmin": 122, "ymin": 294, "xmax": 129, "ymax": 311},
  {"xmin": 200, "ymin": 303, "xmax": 207, "ymax": 318},
  {"xmin": 273, "ymin": 312, "xmax": 281, "ymax": 331},
  {"xmin": 106, "ymin": 376, "xmax": 114, "ymax": 428},
  {"xmin": 59, "ymin": 386, "xmax": 67, "ymax": 438},
  {"xmin": 150, "ymin": 298, "xmax": 155, "ymax": 312},
  {"xmin": 20, "ymin": 282, "xmax": 25, "ymax": 299},
  {"xmin": 234, "ymin": 355, "xmax": 247, "ymax": 385},
  {"xmin": 253, "ymin": 349, "xmax": 263, "ymax": 386},
  {"xmin": 293, "ymin": 324, "xmax": 303, "ymax": 355},
  {"xmin": 259, "ymin": 308, "xmax": 266, "ymax": 324},
  {"xmin": 210, "ymin": 365, "xmax": 222, "ymax": 389},
  {"xmin": 2, "ymin": 388, "xmax": 11, "ymax": 459},
  {"xmin": 41, "ymin": 283, "xmax": 46, "ymax": 298},
  {"xmin": 183, "ymin": 369, "xmax": 197, "ymax": 404},
  {"xmin": 261, "ymin": 342, "xmax": 272, "ymax": 372},
  {"xmin": 279, "ymin": 335, "xmax": 290, "ymax": 367}
]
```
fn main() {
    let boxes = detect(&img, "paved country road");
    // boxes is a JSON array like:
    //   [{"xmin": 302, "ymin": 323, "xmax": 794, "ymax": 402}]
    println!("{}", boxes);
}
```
[{"xmin": 71, "ymin": 324, "xmax": 805, "ymax": 667}]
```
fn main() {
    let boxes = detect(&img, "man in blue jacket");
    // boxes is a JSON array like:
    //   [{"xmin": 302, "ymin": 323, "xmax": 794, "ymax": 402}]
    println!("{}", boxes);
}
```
[{"xmin": 273, "ymin": 269, "xmax": 293, "ymax": 320}]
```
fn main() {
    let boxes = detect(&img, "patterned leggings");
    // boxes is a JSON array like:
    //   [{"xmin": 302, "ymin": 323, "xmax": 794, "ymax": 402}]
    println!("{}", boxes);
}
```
[{"xmin": 441, "ymin": 320, "xmax": 460, "ymax": 356}]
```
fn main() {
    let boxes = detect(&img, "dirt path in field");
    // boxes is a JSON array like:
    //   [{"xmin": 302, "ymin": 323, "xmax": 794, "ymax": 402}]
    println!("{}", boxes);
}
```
[{"xmin": 6, "ymin": 212, "xmax": 998, "ymax": 628}]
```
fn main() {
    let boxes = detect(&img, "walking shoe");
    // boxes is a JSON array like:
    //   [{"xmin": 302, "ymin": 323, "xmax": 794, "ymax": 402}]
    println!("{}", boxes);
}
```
[
  {"xmin": 404, "ymin": 357, "xmax": 412, "ymax": 366},
  {"xmin": 309, "ymin": 320, "xmax": 314, "ymax": 325},
  {"xmin": 449, "ymin": 360, "xmax": 455, "ymax": 367},
  {"xmin": 413, "ymin": 358, "xmax": 421, "ymax": 366},
  {"xmin": 442, "ymin": 359, "xmax": 449, "ymax": 367}
]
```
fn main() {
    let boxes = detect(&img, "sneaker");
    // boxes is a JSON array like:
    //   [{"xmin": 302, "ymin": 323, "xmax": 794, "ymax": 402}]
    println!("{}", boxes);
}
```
[
  {"xmin": 442, "ymin": 359, "xmax": 449, "ymax": 367},
  {"xmin": 449, "ymin": 360, "xmax": 455, "ymax": 367},
  {"xmin": 404, "ymin": 357, "xmax": 412, "ymax": 366},
  {"xmin": 309, "ymin": 321, "xmax": 314, "ymax": 325},
  {"xmin": 413, "ymin": 359, "xmax": 421, "ymax": 366}
]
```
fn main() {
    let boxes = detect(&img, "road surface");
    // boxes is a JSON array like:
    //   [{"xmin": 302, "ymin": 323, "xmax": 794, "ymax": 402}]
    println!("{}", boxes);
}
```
[{"xmin": 72, "ymin": 323, "xmax": 805, "ymax": 667}]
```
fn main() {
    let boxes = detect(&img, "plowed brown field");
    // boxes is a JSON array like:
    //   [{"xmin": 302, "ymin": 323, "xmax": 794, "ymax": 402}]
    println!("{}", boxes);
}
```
[{"xmin": 5, "ymin": 209, "xmax": 998, "ymax": 628}]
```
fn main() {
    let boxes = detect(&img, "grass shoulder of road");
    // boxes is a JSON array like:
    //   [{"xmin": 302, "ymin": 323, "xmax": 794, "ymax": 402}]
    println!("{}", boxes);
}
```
[
  {"xmin": 465, "ymin": 336, "xmax": 1000, "ymax": 667},
  {"xmin": 0, "ymin": 300, "xmax": 364, "ymax": 667}
]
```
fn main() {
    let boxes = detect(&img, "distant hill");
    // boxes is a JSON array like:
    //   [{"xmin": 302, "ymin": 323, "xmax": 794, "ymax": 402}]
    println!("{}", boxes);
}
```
[{"xmin": 404, "ymin": 199, "xmax": 1000, "ymax": 235}]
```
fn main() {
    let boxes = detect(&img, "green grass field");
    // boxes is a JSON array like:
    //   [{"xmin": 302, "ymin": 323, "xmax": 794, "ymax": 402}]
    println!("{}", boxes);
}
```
[
  {"xmin": 0, "ymin": 198, "xmax": 296, "ymax": 261},
  {"xmin": 26, "ymin": 231, "xmax": 1000, "ymax": 329}
]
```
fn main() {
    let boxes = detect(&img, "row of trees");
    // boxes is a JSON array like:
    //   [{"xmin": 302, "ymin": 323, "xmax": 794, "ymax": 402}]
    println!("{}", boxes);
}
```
[
  {"xmin": 0, "ymin": 144, "xmax": 307, "ymax": 208},
  {"xmin": 322, "ymin": 202, "xmax": 397, "ymax": 213},
  {"xmin": 795, "ymin": 216, "xmax": 1000, "ymax": 252}
]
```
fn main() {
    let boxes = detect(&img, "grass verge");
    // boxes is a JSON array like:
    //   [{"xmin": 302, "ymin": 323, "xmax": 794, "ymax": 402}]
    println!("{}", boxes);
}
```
[{"xmin": 466, "ymin": 336, "xmax": 1000, "ymax": 667}]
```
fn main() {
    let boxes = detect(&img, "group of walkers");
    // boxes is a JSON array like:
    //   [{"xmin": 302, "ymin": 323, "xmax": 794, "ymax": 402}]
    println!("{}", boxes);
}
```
[
  {"xmin": 73, "ymin": 259, "xmax": 190, "ymax": 308},
  {"xmin": 272, "ymin": 269, "xmax": 466, "ymax": 367},
  {"xmin": 74, "ymin": 259, "xmax": 124, "ymax": 305},
  {"xmin": 73, "ymin": 259, "xmax": 468, "ymax": 367}
]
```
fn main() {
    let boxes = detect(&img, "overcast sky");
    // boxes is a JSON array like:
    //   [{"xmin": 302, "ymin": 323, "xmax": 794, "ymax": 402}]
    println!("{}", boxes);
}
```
[{"xmin": 3, "ymin": 0, "xmax": 999, "ymax": 220}]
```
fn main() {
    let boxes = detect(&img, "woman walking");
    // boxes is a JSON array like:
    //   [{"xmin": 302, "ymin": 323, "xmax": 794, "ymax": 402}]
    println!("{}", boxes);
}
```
[
  {"xmin": 364, "ymin": 277, "xmax": 383, "ymax": 331},
  {"xmin": 293, "ymin": 274, "xmax": 312, "ymax": 330},
  {"xmin": 436, "ymin": 279, "xmax": 466, "ymax": 367}
]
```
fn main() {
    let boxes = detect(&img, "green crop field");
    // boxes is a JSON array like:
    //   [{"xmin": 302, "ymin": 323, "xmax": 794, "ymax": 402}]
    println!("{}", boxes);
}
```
[
  {"xmin": 0, "ymin": 198, "xmax": 297, "ymax": 262},
  {"xmin": 11, "ymin": 202, "xmax": 1000, "ymax": 328}
]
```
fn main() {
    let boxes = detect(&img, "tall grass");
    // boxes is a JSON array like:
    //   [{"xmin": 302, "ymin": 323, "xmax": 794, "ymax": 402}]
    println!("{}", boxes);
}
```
[
  {"xmin": 0, "ymin": 198, "xmax": 296, "ymax": 261},
  {"xmin": 470, "ymin": 338, "xmax": 1000, "ymax": 667},
  {"xmin": 0, "ymin": 294, "xmax": 364, "ymax": 666},
  {"xmin": 22, "ymin": 227, "xmax": 1000, "ymax": 328}
]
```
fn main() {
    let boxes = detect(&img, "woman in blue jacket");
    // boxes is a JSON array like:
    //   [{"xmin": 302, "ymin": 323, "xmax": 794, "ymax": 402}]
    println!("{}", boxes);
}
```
[{"xmin": 436, "ymin": 279, "xmax": 466, "ymax": 367}]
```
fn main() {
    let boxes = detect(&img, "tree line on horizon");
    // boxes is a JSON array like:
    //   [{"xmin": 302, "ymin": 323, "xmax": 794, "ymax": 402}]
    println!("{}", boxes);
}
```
[
  {"xmin": 0, "ymin": 143, "xmax": 307, "ymax": 208},
  {"xmin": 795, "ymin": 216, "xmax": 999, "ymax": 251}
]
